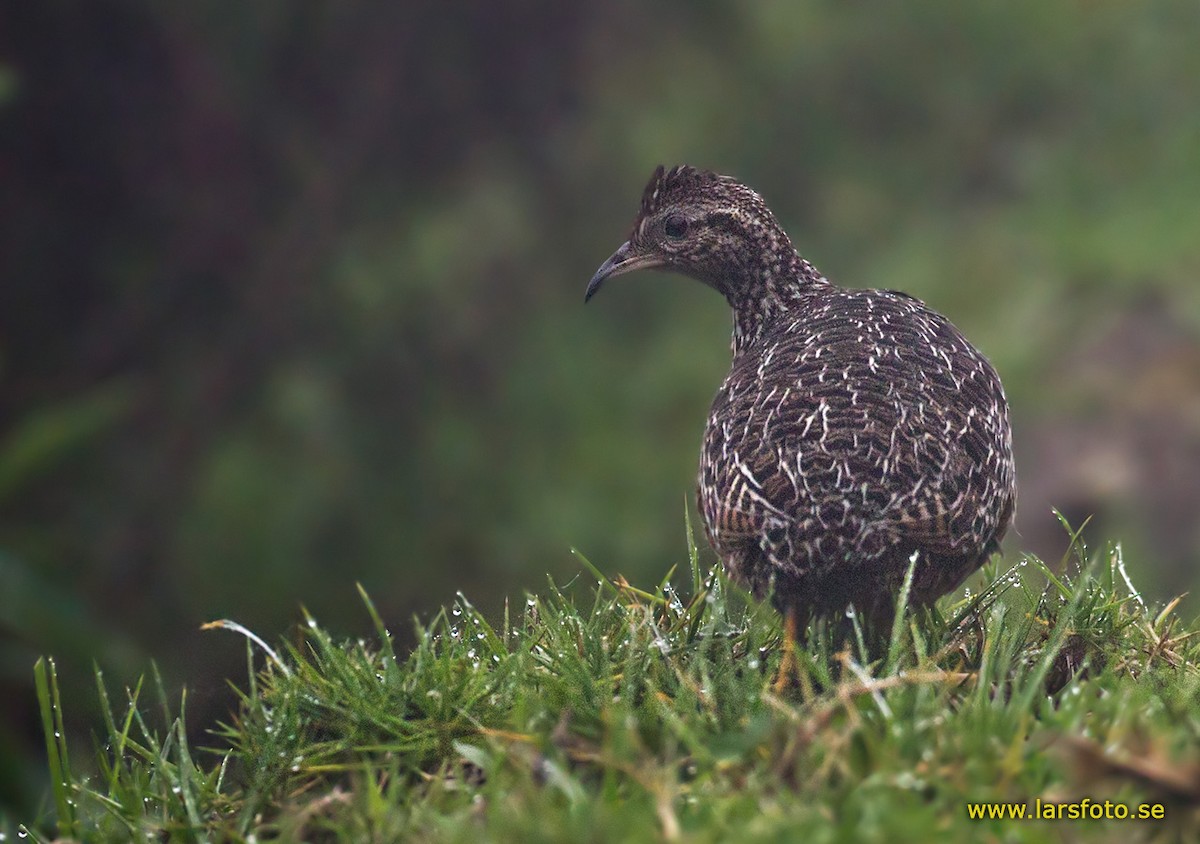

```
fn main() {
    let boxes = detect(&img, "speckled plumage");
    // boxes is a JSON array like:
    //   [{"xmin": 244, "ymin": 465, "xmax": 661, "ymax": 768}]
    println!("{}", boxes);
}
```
[{"xmin": 587, "ymin": 165, "xmax": 1016, "ymax": 624}]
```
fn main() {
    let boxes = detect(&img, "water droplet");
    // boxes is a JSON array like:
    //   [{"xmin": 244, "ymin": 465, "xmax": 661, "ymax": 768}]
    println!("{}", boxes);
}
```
[
  {"xmin": 452, "ymin": 606, "xmax": 462, "ymax": 617},
  {"xmin": 492, "ymin": 654, "xmax": 501, "ymax": 663},
  {"xmin": 307, "ymin": 617, "xmax": 318, "ymax": 628}
]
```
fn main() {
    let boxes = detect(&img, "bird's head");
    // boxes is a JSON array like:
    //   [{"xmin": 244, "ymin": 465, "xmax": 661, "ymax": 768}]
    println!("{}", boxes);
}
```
[{"xmin": 585, "ymin": 165, "xmax": 803, "ymax": 304}]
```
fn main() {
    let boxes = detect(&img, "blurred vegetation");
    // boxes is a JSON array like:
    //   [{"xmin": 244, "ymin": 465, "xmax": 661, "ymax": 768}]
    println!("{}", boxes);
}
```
[{"xmin": 1, "ymin": 0, "xmax": 1199, "ymax": 820}]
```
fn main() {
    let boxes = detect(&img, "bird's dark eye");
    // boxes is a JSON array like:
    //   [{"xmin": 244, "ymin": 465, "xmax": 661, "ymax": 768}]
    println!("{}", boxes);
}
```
[{"xmin": 663, "ymin": 214, "xmax": 689, "ymax": 239}]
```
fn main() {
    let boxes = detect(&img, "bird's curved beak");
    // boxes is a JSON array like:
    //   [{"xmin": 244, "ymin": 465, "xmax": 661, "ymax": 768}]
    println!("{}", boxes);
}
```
[{"xmin": 585, "ymin": 241, "xmax": 666, "ymax": 302}]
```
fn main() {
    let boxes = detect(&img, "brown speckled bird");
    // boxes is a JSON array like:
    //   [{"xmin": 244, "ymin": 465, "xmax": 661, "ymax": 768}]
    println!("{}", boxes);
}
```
[{"xmin": 586, "ymin": 165, "xmax": 1016, "ymax": 641}]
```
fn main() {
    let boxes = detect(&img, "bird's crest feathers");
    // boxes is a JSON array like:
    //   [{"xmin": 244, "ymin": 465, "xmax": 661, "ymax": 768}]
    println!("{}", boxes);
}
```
[
  {"xmin": 633, "ymin": 164, "xmax": 773, "ymax": 240},
  {"xmin": 637, "ymin": 165, "xmax": 732, "ymax": 218}
]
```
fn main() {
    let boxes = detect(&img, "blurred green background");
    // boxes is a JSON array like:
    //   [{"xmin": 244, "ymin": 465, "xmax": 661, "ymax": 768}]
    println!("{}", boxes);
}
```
[{"xmin": 2, "ymin": 0, "xmax": 1199, "ymax": 818}]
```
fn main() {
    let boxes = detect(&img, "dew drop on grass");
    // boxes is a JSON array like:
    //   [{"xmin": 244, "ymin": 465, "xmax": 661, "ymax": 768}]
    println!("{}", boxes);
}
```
[
  {"xmin": 452, "ymin": 606, "xmax": 462, "ymax": 617},
  {"xmin": 492, "ymin": 654, "xmax": 501, "ymax": 663}
]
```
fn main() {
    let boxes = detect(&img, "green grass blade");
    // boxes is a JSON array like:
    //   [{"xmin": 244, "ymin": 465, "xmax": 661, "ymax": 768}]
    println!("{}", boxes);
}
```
[
  {"xmin": 885, "ymin": 550, "xmax": 919, "ymax": 675},
  {"xmin": 34, "ymin": 657, "xmax": 77, "ymax": 840}
]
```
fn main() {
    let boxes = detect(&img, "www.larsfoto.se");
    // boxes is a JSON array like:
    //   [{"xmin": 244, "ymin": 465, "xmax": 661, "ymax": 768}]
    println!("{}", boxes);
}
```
[{"xmin": 967, "ymin": 798, "xmax": 1166, "ymax": 821}]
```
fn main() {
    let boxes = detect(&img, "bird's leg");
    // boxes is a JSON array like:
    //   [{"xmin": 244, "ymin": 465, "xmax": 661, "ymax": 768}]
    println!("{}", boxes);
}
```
[{"xmin": 772, "ymin": 605, "xmax": 800, "ymax": 693}]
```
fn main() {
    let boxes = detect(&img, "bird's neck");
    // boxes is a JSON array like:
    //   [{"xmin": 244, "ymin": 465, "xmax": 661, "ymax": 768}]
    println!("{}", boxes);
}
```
[{"xmin": 728, "ymin": 245, "xmax": 829, "ymax": 356}]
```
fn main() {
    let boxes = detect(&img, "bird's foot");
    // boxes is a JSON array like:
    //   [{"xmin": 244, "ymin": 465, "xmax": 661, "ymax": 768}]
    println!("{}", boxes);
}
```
[{"xmin": 771, "ymin": 606, "xmax": 801, "ymax": 693}]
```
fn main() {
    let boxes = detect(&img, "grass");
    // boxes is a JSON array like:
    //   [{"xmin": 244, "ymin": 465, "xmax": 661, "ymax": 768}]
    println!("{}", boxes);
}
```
[{"xmin": 11, "ymin": 524, "xmax": 1200, "ymax": 843}]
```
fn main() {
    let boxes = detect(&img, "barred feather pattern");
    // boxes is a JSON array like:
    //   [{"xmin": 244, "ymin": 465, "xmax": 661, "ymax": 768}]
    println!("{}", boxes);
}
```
[
  {"xmin": 699, "ymin": 287, "xmax": 1015, "ymax": 618},
  {"xmin": 590, "ymin": 165, "xmax": 1016, "ymax": 622}
]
